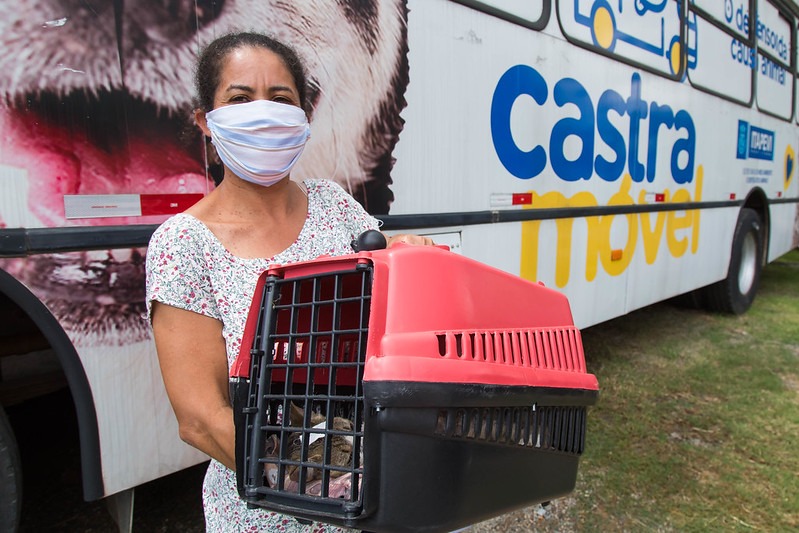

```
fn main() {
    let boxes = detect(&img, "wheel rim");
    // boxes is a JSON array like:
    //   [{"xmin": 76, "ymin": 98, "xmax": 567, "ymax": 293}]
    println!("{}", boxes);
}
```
[{"xmin": 738, "ymin": 231, "xmax": 758, "ymax": 295}]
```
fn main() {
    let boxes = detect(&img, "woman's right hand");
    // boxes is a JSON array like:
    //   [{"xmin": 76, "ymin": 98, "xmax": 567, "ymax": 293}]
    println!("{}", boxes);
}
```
[{"xmin": 385, "ymin": 233, "xmax": 435, "ymax": 247}]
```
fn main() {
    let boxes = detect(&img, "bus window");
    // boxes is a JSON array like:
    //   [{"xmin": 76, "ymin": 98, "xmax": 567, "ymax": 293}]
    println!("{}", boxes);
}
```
[
  {"xmin": 755, "ymin": 0, "xmax": 792, "ymax": 120},
  {"xmin": 796, "ymin": 21, "xmax": 799, "ymax": 124},
  {"xmin": 692, "ymin": 0, "xmax": 751, "ymax": 41},
  {"xmin": 687, "ymin": 6, "xmax": 754, "ymax": 104},
  {"xmin": 451, "ymin": 0, "xmax": 549, "ymax": 29},
  {"xmin": 558, "ymin": 0, "xmax": 687, "ymax": 78}
]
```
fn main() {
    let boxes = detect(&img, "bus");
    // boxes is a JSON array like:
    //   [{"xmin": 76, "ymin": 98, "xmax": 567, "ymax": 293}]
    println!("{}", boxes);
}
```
[{"xmin": 1, "ymin": 0, "xmax": 797, "ymax": 530}]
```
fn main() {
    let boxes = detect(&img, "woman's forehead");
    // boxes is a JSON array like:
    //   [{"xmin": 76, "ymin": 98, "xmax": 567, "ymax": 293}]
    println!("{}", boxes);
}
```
[{"xmin": 218, "ymin": 46, "xmax": 295, "ymax": 87}]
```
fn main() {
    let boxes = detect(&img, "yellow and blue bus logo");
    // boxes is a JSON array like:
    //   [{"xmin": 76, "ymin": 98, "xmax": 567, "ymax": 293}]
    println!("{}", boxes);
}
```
[{"xmin": 573, "ymin": 0, "xmax": 697, "ymax": 76}]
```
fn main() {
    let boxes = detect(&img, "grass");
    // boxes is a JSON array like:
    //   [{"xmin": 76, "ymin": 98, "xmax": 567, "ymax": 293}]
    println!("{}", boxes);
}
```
[{"xmin": 473, "ymin": 249, "xmax": 799, "ymax": 533}]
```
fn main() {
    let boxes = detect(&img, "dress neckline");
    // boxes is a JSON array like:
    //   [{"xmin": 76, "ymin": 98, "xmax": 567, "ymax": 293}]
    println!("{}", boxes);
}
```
[{"xmin": 173, "ymin": 180, "xmax": 315, "ymax": 263}]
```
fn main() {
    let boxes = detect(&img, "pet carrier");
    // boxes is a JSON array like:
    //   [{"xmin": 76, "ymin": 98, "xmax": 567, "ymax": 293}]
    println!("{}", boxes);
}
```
[{"xmin": 230, "ymin": 237, "xmax": 598, "ymax": 533}]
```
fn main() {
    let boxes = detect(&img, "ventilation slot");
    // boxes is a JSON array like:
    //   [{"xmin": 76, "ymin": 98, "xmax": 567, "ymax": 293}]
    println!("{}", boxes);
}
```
[
  {"xmin": 436, "ymin": 327, "xmax": 585, "ymax": 372},
  {"xmin": 435, "ymin": 405, "xmax": 586, "ymax": 455}
]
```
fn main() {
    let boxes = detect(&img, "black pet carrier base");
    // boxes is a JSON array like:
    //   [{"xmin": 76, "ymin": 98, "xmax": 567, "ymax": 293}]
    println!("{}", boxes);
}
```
[{"xmin": 230, "ymin": 244, "xmax": 598, "ymax": 532}]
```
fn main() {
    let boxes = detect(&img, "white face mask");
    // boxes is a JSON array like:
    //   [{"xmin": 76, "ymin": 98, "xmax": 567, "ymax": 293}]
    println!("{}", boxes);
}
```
[{"xmin": 205, "ymin": 99, "xmax": 310, "ymax": 186}]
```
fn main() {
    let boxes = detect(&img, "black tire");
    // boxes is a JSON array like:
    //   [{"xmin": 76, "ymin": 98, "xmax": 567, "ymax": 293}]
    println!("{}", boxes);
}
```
[
  {"xmin": 703, "ymin": 208, "xmax": 764, "ymax": 314},
  {"xmin": 0, "ymin": 406, "xmax": 22, "ymax": 533}
]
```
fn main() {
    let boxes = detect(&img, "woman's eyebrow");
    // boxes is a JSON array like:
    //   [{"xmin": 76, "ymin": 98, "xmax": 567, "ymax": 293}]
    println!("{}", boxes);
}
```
[
  {"xmin": 224, "ymin": 84, "xmax": 255, "ymax": 93},
  {"xmin": 223, "ymin": 84, "xmax": 295, "ymax": 95},
  {"xmin": 269, "ymin": 85, "xmax": 296, "ymax": 94}
]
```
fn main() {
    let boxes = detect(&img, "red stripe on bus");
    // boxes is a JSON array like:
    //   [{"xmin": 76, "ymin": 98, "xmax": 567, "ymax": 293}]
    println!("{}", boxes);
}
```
[
  {"xmin": 140, "ymin": 194, "xmax": 204, "ymax": 215},
  {"xmin": 512, "ymin": 193, "xmax": 533, "ymax": 205}
]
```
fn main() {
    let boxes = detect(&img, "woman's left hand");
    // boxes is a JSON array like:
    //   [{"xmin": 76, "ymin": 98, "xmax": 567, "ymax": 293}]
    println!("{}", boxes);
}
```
[{"xmin": 385, "ymin": 233, "xmax": 435, "ymax": 247}]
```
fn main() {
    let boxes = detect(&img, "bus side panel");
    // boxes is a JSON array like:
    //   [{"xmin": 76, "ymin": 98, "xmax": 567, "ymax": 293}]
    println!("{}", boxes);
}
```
[
  {"xmin": 76, "ymin": 334, "xmax": 209, "ymax": 497},
  {"xmin": 768, "ymin": 203, "xmax": 799, "ymax": 260},
  {"xmin": 0, "ymin": 0, "xmax": 417, "ymax": 499},
  {"xmin": 0, "ymin": 254, "xmax": 208, "ymax": 497},
  {"xmin": 392, "ymin": 0, "xmax": 797, "ymax": 327}
]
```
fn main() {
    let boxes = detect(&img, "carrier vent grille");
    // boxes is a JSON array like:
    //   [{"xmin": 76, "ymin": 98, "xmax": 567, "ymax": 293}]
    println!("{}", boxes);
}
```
[
  {"xmin": 435, "ymin": 405, "xmax": 587, "ymax": 455},
  {"xmin": 436, "ymin": 328, "xmax": 585, "ymax": 372},
  {"xmin": 242, "ymin": 266, "xmax": 371, "ymax": 510}
]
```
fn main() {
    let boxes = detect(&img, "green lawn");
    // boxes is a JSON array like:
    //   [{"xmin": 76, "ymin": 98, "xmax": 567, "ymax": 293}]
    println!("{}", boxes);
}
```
[{"xmin": 473, "ymin": 249, "xmax": 799, "ymax": 533}]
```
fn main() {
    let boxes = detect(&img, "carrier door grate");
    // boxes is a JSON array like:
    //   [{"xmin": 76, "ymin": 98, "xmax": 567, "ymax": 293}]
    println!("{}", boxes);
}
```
[{"xmin": 242, "ymin": 265, "xmax": 371, "ymax": 511}]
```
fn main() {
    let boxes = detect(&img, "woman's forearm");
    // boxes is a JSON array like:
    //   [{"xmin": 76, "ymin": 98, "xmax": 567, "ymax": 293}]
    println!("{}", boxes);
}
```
[{"xmin": 178, "ymin": 402, "xmax": 237, "ymax": 471}]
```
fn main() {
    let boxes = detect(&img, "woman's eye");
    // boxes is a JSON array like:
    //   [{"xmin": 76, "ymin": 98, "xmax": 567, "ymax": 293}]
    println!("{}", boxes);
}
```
[{"xmin": 229, "ymin": 95, "xmax": 250, "ymax": 103}]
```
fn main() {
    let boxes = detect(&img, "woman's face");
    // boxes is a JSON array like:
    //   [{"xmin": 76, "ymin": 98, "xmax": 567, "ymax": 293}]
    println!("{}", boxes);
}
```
[{"xmin": 213, "ymin": 46, "xmax": 302, "ymax": 111}]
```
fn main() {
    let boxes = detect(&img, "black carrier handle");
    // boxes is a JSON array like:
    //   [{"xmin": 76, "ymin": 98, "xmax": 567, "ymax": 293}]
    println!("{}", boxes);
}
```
[{"xmin": 351, "ymin": 230, "xmax": 387, "ymax": 252}]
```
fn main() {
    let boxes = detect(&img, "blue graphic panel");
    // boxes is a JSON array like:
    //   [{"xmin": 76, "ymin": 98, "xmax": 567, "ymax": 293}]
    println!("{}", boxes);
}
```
[
  {"xmin": 748, "ymin": 126, "xmax": 775, "ymax": 161},
  {"xmin": 736, "ymin": 120, "xmax": 748, "ymax": 159}
]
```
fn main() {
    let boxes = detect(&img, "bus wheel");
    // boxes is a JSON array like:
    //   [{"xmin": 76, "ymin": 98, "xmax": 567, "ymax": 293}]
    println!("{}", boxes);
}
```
[
  {"xmin": 703, "ymin": 208, "xmax": 763, "ymax": 314},
  {"xmin": 0, "ymin": 406, "xmax": 22, "ymax": 533}
]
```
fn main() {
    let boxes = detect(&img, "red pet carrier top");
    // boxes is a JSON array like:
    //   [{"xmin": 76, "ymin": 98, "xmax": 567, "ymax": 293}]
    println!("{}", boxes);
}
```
[{"xmin": 231, "ymin": 242, "xmax": 598, "ymax": 533}]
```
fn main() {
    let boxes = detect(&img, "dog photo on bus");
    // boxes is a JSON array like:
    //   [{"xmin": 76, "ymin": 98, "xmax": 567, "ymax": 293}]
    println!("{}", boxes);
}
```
[
  {"xmin": 0, "ymin": 0, "xmax": 409, "ymax": 346},
  {"xmin": 0, "ymin": 0, "xmax": 411, "ymax": 518}
]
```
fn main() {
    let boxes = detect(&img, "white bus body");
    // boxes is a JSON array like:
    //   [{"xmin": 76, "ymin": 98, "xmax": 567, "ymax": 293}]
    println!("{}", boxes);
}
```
[{"xmin": 0, "ymin": 0, "xmax": 797, "ymax": 529}]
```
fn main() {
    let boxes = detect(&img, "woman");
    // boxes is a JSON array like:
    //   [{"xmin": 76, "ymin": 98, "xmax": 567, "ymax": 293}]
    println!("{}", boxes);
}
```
[{"xmin": 146, "ymin": 32, "xmax": 431, "ymax": 532}]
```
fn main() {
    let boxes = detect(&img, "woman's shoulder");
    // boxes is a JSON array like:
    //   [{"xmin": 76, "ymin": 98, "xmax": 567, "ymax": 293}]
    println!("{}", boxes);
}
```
[
  {"xmin": 300, "ymin": 179, "xmax": 380, "ymax": 238},
  {"xmin": 303, "ymin": 179, "xmax": 362, "ymax": 211},
  {"xmin": 151, "ymin": 211, "xmax": 197, "ymax": 233},
  {"xmin": 303, "ymin": 178, "xmax": 347, "ymax": 197},
  {"xmin": 148, "ymin": 213, "xmax": 215, "ymax": 254}
]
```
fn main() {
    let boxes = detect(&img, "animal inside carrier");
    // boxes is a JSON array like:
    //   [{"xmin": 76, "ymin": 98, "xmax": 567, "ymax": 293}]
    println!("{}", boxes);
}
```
[{"xmin": 230, "ymin": 236, "xmax": 599, "ymax": 533}]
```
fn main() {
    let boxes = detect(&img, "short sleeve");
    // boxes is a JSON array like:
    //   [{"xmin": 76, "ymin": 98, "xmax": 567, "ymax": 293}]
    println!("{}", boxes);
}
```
[
  {"xmin": 145, "ymin": 216, "xmax": 221, "ymax": 322},
  {"xmin": 313, "ymin": 180, "xmax": 381, "ymax": 240}
]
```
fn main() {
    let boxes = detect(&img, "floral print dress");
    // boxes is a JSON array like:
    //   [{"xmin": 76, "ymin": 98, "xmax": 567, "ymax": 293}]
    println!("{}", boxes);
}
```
[{"xmin": 145, "ymin": 179, "xmax": 378, "ymax": 532}]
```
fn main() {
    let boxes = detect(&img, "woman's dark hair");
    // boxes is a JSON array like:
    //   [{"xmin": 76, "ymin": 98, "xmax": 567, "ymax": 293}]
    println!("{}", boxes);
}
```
[{"xmin": 194, "ymin": 32, "xmax": 309, "ymax": 113}]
